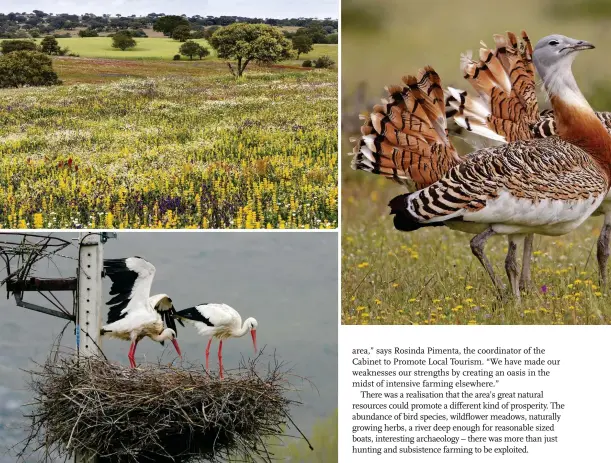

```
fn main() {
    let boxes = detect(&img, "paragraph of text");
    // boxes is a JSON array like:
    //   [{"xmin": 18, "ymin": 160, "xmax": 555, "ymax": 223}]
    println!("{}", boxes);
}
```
[{"xmin": 350, "ymin": 345, "xmax": 563, "ymax": 457}]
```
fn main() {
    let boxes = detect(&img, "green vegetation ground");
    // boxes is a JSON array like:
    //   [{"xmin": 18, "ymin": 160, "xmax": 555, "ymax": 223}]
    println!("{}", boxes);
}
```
[
  {"xmin": 30, "ymin": 37, "xmax": 337, "ymax": 65},
  {"xmin": 0, "ymin": 51, "xmax": 337, "ymax": 229},
  {"xmin": 342, "ymin": 0, "xmax": 611, "ymax": 324},
  {"xmin": 35, "ymin": 37, "xmax": 214, "ymax": 60}
]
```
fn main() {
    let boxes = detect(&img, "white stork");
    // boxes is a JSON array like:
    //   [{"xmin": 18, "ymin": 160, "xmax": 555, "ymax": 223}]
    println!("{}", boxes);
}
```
[
  {"xmin": 175, "ymin": 303, "xmax": 258, "ymax": 379},
  {"xmin": 100, "ymin": 257, "xmax": 183, "ymax": 368}
]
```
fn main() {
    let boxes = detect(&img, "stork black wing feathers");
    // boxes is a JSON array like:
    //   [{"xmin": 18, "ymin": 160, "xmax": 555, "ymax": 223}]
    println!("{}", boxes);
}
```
[
  {"xmin": 103, "ymin": 258, "xmax": 139, "ymax": 324},
  {"xmin": 163, "ymin": 310, "xmax": 178, "ymax": 335},
  {"xmin": 175, "ymin": 306, "xmax": 214, "ymax": 326},
  {"xmin": 104, "ymin": 259, "xmax": 139, "ymax": 296}
]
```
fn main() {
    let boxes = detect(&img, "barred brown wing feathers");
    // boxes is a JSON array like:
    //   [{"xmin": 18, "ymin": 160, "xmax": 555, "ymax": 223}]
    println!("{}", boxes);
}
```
[
  {"xmin": 447, "ymin": 30, "xmax": 540, "ymax": 143},
  {"xmin": 351, "ymin": 66, "xmax": 462, "ymax": 191},
  {"xmin": 595, "ymin": 112, "xmax": 611, "ymax": 134},
  {"xmin": 532, "ymin": 111, "xmax": 611, "ymax": 139},
  {"xmin": 393, "ymin": 138, "xmax": 607, "ymax": 224},
  {"xmin": 532, "ymin": 116, "xmax": 557, "ymax": 138}
]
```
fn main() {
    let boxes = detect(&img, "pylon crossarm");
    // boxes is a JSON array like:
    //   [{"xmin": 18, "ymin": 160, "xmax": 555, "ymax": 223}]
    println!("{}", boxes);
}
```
[
  {"xmin": 13, "ymin": 292, "xmax": 74, "ymax": 321},
  {"xmin": 6, "ymin": 277, "xmax": 77, "ymax": 292}
]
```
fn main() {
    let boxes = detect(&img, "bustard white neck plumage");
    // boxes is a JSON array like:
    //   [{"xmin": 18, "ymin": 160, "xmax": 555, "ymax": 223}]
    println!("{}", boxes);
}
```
[
  {"xmin": 174, "ymin": 303, "xmax": 257, "ymax": 379},
  {"xmin": 100, "ymin": 257, "xmax": 183, "ymax": 368}
]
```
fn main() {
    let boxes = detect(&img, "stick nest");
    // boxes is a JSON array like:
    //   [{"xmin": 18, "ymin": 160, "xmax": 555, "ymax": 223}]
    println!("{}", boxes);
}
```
[{"xmin": 22, "ymin": 352, "xmax": 303, "ymax": 462}]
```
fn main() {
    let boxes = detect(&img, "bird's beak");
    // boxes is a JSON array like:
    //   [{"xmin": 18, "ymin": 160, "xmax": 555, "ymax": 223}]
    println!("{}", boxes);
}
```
[
  {"xmin": 569, "ymin": 40, "xmax": 595, "ymax": 51},
  {"xmin": 172, "ymin": 339, "xmax": 182, "ymax": 358},
  {"xmin": 251, "ymin": 330, "xmax": 257, "ymax": 353},
  {"xmin": 177, "ymin": 318, "xmax": 185, "ymax": 327}
]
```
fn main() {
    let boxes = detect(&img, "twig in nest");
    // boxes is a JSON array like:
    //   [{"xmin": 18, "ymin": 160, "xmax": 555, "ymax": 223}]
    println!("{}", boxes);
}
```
[{"xmin": 19, "ymin": 347, "xmax": 310, "ymax": 463}]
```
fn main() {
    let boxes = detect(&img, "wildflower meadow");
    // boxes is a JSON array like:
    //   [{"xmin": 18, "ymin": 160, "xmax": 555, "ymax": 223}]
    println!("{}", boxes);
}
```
[
  {"xmin": 342, "ymin": 175, "xmax": 611, "ymax": 325},
  {"xmin": 0, "ymin": 61, "xmax": 337, "ymax": 229}
]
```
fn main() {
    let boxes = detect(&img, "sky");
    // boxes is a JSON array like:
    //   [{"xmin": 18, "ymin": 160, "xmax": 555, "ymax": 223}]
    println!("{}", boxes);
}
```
[
  {"xmin": 0, "ymin": 231, "xmax": 338, "ymax": 462},
  {"xmin": 1, "ymin": 0, "xmax": 338, "ymax": 19}
]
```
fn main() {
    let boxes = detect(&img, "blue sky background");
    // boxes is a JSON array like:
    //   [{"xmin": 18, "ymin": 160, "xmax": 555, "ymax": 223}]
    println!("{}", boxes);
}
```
[{"xmin": 1, "ymin": 0, "xmax": 337, "ymax": 18}]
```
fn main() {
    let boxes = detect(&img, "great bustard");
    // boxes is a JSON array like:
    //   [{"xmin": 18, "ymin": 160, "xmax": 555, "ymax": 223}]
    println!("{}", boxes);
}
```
[
  {"xmin": 447, "ymin": 31, "xmax": 611, "ymax": 288},
  {"xmin": 351, "ymin": 34, "xmax": 611, "ymax": 299}
]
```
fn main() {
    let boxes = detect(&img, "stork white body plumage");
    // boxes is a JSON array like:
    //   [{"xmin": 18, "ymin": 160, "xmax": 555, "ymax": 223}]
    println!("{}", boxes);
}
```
[
  {"xmin": 175, "ymin": 303, "xmax": 257, "ymax": 379},
  {"xmin": 101, "ymin": 257, "xmax": 182, "ymax": 368}
]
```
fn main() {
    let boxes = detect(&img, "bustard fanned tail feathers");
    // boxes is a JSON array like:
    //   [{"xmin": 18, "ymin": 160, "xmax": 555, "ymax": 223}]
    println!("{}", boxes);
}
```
[
  {"xmin": 350, "ymin": 67, "xmax": 462, "ymax": 191},
  {"xmin": 445, "ymin": 31, "xmax": 539, "ymax": 143}
]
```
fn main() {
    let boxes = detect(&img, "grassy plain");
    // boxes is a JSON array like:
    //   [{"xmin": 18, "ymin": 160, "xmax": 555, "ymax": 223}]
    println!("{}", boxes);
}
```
[
  {"xmin": 342, "ymin": 0, "xmax": 611, "ymax": 324},
  {"xmin": 31, "ymin": 37, "xmax": 337, "ymax": 65},
  {"xmin": 0, "ymin": 53, "xmax": 337, "ymax": 229},
  {"xmin": 38, "ymin": 37, "xmax": 214, "ymax": 60}
]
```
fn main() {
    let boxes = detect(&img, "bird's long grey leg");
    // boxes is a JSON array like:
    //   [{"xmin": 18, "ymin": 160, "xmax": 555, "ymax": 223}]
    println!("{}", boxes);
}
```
[
  {"xmin": 470, "ymin": 227, "xmax": 505, "ymax": 295},
  {"xmin": 505, "ymin": 235, "xmax": 521, "ymax": 301},
  {"xmin": 597, "ymin": 213, "xmax": 611, "ymax": 288},
  {"xmin": 519, "ymin": 233, "xmax": 534, "ymax": 292}
]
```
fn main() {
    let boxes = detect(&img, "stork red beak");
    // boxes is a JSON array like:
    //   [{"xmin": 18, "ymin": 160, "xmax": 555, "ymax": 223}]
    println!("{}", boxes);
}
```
[
  {"xmin": 171, "ymin": 339, "xmax": 182, "ymax": 358},
  {"xmin": 251, "ymin": 330, "xmax": 257, "ymax": 353}
]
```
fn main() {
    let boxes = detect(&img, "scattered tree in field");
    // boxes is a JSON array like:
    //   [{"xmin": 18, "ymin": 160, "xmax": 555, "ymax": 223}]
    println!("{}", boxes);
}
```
[
  {"xmin": 179, "ymin": 40, "xmax": 209, "ymax": 60},
  {"xmin": 291, "ymin": 35, "xmax": 313, "ymax": 58},
  {"xmin": 209, "ymin": 23, "xmax": 294, "ymax": 77},
  {"xmin": 0, "ymin": 51, "xmax": 61, "ymax": 88},
  {"xmin": 153, "ymin": 15, "xmax": 189, "ymax": 36},
  {"xmin": 294, "ymin": 24, "xmax": 328, "ymax": 44},
  {"xmin": 129, "ymin": 29, "xmax": 148, "ymax": 38},
  {"xmin": 78, "ymin": 28, "xmax": 99, "ymax": 37},
  {"xmin": 173, "ymin": 54, "xmax": 181, "ymax": 60},
  {"xmin": 179, "ymin": 40, "xmax": 200, "ymax": 60},
  {"xmin": 40, "ymin": 36, "xmax": 61, "ymax": 54},
  {"xmin": 112, "ymin": 31, "xmax": 136, "ymax": 51},
  {"xmin": 172, "ymin": 24, "xmax": 192, "ymax": 42},
  {"xmin": 1, "ymin": 39, "xmax": 37, "ymax": 54},
  {"xmin": 314, "ymin": 55, "xmax": 335, "ymax": 69},
  {"xmin": 197, "ymin": 46, "xmax": 210, "ymax": 60},
  {"xmin": 302, "ymin": 59, "xmax": 312, "ymax": 67},
  {"xmin": 190, "ymin": 29, "xmax": 206, "ymax": 39}
]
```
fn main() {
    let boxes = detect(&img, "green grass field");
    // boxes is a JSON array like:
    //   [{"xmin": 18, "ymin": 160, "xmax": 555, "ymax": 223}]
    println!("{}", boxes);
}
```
[
  {"xmin": 30, "ymin": 37, "xmax": 337, "ymax": 65},
  {"xmin": 342, "ymin": 0, "xmax": 611, "ymax": 324},
  {"xmin": 36, "ymin": 37, "xmax": 214, "ymax": 60}
]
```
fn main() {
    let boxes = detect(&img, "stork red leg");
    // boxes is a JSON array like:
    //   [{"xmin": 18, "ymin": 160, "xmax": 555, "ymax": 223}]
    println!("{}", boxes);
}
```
[
  {"xmin": 205, "ymin": 338, "xmax": 213, "ymax": 371},
  {"xmin": 128, "ymin": 339, "xmax": 140, "ymax": 368},
  {"xmin": 218, "ymin": 339, "xmax": 224, "ymax": 380},
  {"xmin": 128, "ymin": 341, "xmax": 136, "ymax": 368}
]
